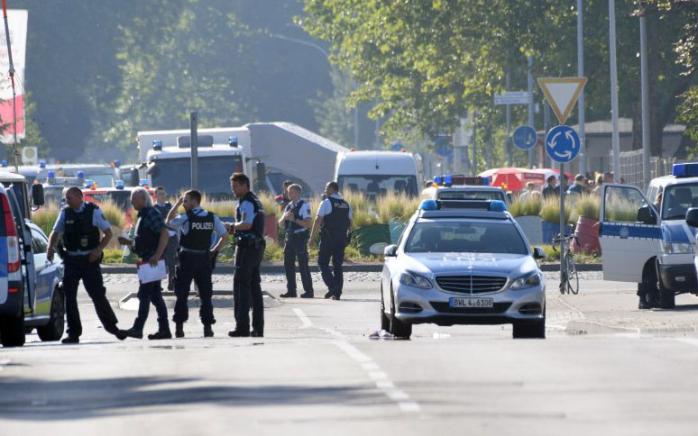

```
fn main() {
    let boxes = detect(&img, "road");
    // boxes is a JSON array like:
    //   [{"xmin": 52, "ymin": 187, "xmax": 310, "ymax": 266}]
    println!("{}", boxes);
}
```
[{"xmin": 3, "ymin": 272, "xmax": 698, "ymax": 435}]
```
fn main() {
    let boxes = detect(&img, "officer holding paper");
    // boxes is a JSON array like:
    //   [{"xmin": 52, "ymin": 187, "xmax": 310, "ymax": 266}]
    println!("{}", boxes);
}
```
[
  {"xmin": 118, "ymin": 188, "xmax": 172, "ymax": 340},
  {"xmin": 166, "ymin": 190, "xmax": 228, "ymax": 338}
]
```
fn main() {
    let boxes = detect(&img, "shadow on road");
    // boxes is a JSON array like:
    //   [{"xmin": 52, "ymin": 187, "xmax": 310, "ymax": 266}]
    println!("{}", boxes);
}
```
[{"xmin": 0, "ymin": 376, "xmax": 383, "ymax": 420}]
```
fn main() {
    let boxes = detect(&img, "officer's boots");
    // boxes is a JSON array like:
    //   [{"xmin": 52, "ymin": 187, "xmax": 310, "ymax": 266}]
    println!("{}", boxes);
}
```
[
  {"xmin": 175, "ymin": 322, "xmax": 185, "ymax": 338},
  {"xmin": 203, "ymin": 324, "xmax": 214, "ymax": 338}
]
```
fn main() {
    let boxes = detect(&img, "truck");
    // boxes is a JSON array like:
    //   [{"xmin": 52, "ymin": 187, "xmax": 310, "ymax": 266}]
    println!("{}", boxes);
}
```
[
  {"xmin": 138, "ymin": 122, "xmax": 349, "ymax": 197},
  {"xmin": 334, "ymin": 150, "xmax": 421, "ymax": 198}
]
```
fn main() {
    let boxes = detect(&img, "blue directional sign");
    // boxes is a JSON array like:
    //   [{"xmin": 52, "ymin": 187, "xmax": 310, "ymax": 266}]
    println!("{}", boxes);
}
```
[
  {"xmin": 545, "ymin": 125, "xmax": 580, "ymax": 163},
  {"xmin": 512, "ymin": 125, "xmax": 537, "ymax": 150}
]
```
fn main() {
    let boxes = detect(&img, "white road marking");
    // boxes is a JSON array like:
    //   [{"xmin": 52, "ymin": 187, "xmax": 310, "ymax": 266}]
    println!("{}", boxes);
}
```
[
  {"xmin": 292, "ymin": 308, "xmax": 313, "ymax": 329},
  {"xmin": 675, "ymin": 338, "xmax": 698, "ymax": 348},
  {"xmin": 292, "ymin": 308, "xmax": 422, "ymax": 413}
]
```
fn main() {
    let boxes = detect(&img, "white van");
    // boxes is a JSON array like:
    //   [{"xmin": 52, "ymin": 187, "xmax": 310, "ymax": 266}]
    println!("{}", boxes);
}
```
[{"xmin": 334, "ymin": 151, "xmax": 420, "ymax": 198}]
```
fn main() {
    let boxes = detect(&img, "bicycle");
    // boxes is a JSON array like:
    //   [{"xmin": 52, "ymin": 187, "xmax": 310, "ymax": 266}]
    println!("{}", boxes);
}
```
[{"xmin": 552, "ymin": 233, "xmax": 579, "ymax": 295}]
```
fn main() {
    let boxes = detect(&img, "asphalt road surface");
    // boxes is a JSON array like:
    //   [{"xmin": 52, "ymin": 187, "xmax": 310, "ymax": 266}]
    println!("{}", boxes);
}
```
[{"xmin": 3, "ymin": 272, "xmax": 698, "ymax": 436}]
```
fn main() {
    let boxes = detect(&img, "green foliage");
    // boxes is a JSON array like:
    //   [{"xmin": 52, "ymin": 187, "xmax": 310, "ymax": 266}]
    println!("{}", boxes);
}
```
[
  {"xmin": 509, "ymin": 196, "xmax": 543, "ymax": 217},
  {"xmin": 32, "ymin": 204, "xmax": 59, "ymax": 236},
  {"xmin": 575, "ymin": 195, "xmax": 600, "ymax": 221},
  {"xmin": 540, "ymin": 197, "xmax": 573, "ymax": 224}
]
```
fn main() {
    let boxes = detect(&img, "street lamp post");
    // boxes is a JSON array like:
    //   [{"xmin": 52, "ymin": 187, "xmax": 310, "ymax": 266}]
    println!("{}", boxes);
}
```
[{"xmin": 609, "ymin": 0, "xmax": 622, "ymax": 181}]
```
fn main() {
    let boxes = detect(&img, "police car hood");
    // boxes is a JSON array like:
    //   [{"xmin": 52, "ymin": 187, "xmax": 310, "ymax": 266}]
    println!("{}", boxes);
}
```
[
  {"xmin": 401, "ymin": 252, "xmax": 538, "ymax": 278},
  {"xmin": 661, "ymin": 219, "xmax": 698, "ymax": 244}
]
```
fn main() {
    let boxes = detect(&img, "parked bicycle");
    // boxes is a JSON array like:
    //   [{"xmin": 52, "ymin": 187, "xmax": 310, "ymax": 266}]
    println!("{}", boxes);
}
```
[{"xmin": 552, "ymin": 233, "xmax": 579, "ymax": 295}]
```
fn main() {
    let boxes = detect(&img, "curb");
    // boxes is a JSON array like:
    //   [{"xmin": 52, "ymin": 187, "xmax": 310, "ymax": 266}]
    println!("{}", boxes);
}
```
[{"xmin": 103, "ymin": 262, "xmax": 603, "ymax": 274}]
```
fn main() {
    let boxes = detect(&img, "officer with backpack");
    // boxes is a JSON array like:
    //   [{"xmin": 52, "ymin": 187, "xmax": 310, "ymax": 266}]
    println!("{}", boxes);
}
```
[
  {"xmin": 310, "ymin": 181, "xmax": 352, "ymax": 301},
  {"xmin": 166, "ymin": 189, "xmax": 228, "ymax": 338},
  {"xmin": 280, "ymin": 184, "xmax": 314, "ymax": 299}
]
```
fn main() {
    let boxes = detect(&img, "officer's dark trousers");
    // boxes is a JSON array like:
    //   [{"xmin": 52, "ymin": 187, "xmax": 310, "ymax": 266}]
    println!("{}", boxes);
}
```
[
  {"xmin": 63, "ymin": 255, "xmax": 119, "ymax": 337},
  {"xmin": 132, "ymin": 279, "xmax": 169, "ymax": 333},
  {"xmin": 233, "ymin": 242, "xmax": 265, "ymax": 333},
  {"xmin": 163, "ymin": 236, "xmax": 179, "ymax": 290},
  {"xmin": 318, "ymin": 238, "xmax": 346, "ymax": 296},
  {"xmin": 173, "ymin": 251, "xmax": 215, "ymax": 325},
  {"xmin": 284, "ymin": 231, "xmax": 313, "ymax": 294}
]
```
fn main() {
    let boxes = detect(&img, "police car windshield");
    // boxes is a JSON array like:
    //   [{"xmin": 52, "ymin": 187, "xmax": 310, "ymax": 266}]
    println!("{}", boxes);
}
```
[
  {"xmin": 662, "ymin": 184, "xmax": 698, "ymax": 220},
  {"xmin": 405, "ymin": 220, "xmax": 528, "ymax": 254},
  {"xmin": 437, "ymin": 190, "xmax": 505, "ymax": 202}
]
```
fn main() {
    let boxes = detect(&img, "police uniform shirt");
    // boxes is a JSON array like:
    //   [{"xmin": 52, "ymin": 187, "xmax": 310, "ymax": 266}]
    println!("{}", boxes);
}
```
[
  {"xmin": 52, "ymin": 202, "xmax": 111, "ymax": 255},
  {"xmin": 237, "ymin": 199, "xmax": 257, "ymax": 226},
  {"xmin": 316, "ymin": 193, "xmax": 353, "ymax": 220},
  {"xmin": 155, "ymin": 202, "xmax": 177, "ymax": 237},
  {"xmin": 285, "ymin": 200, "xmax": 311, "ymax": 234},
  {"xmin": 169, "ymin": 207, "xmax": 227, "ymax": 246}
]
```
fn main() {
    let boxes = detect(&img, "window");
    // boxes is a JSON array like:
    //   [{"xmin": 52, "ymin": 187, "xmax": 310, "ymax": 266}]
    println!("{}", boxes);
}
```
[
  {"xmin": 603, "ymin": 186, "xmax": 649, "ymax": 223},
  {"xmin": 437, "ymin": 190, "xmax": 506, "ymax": 202},
  {"xmin": 662, "ymin": 183, "xmax": 698, "ymax": 220},
  {"xmin": 31, "ymin": 229, "xmax": 47, "ymax": 253},
  {"xmin": 404, "ymin": 220, "xmax": 528, "ymax": 254}
]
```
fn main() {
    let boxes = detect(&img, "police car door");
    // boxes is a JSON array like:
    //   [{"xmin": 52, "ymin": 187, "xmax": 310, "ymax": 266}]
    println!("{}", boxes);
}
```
[{"xmin": 600, "ymin": 184, "xmax": 660, "ymax": 282}]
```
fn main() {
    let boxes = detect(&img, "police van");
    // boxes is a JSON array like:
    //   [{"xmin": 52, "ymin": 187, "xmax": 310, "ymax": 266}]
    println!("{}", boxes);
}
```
[
  {"xmin": 0, "ymin": 171, "xmax": 64, "ymax": 347},
  {"xmin": 599, "ymin": 163, "xmax": 698, "ymax": 309}
]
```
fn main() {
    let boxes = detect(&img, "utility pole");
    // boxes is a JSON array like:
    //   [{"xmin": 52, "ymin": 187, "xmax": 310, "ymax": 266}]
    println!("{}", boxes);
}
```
[
  {"xmin": 506, "ymin": 70, "xmax": 512, "ymax": 166},
  {"xmin": 190, "ymin": 112, "xmax": 199, "ymax": 190},
  {"xmin": 577, "ymin": 0, "xmax": 587, "ymax": 176},
  {"xmin": 640, "ymin": 5, "xmax": 651, "ymax": 187},
  {"xmin": 609, "ymin": 0, "xmax": 622, "ymax": 181},
  {"xmin": 527, "ymin": 56, "xmax": 535, "ymax": 169}
]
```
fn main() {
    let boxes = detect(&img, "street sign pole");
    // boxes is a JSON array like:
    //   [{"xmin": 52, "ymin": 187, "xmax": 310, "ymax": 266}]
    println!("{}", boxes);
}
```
[
  {"xmin": 640, "ymin": 9, "xmax": 651, "ymax": 188},
  {"xmin": 609, "ymin": 0, "xmax": 621, "ymax": 182},
  {"xmin": 577, "ymin": 0, "xmax": 587, "ymax": 176},
  {"xmin": 506, "ymin": 70, "xmax": 512, "ymax": 166},
  {"xmin": 527, "ymin": 56, "xmax": 535, "ymax": 169},
  {"xmin": 559, "ymin": 162, "xmax": 565, "ymax": 287},
  {"xmin": 190, "ymin": 112, "xmax": 199, "ymax": 190}
]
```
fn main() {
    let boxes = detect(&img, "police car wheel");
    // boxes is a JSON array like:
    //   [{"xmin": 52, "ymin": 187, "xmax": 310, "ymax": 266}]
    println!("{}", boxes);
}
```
[
  {"xmin": 389, "ymin": 288, "xmax": 412, "ymax": 339},
  {"xmin": 380, "ymin": 285, "xmax": 390, "ymax": 331},
  {"xmin": 0, "ymin": 314, "xmax": 26, "ymax": 347},
  {"xmin": 658, "ymin": 285, "xmax": 676, "ymax": 310},
  {"xmin": 37, "ymin": 285, "xmax": 65, "ymax": 342}
]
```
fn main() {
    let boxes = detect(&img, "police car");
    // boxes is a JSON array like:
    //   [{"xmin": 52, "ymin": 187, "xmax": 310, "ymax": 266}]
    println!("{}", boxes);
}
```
[
  {"xmin": 599, "ymin": 163, "xmax": 698, "ymax": 309},
  {"xmin": 0, "ymin": 172, "xmax": 64, "ymax": 347},
  {"xmin": 421, "ymin": 175, "xmax": 509, "ymax": 204},
  {"xmin": 380, "ymin": 199, "xmax": 546, "ymax": 339}
]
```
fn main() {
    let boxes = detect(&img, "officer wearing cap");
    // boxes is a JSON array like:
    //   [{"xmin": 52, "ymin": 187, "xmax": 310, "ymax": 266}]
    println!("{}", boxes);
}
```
[
  {"xmin": 154, "ymin": 186, "xmax": 178, "ymax": 291},
  {"xmin": 310, "ymin": 181, "xmax": 352, "ymax": 301},
  {"xmin": 119, "ymin": 188, "xmax": 172, "ymax": 340},
  {"xmin": 226, "ymin": 173, "xmax": 266, "ymax": 338},
  {"xmin": 280, "ymin": 184, "xmax": 314, "ymax": 299},
  {"xmin": 47, "ymin": 186, "xmax": 127, "ymax": 344},
  {"xmin": 166, "ymin": 189, "xmax": 228, "ymax": 338}
]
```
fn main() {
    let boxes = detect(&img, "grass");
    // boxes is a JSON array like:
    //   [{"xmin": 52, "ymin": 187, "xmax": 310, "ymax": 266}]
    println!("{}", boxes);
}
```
[
  {"xmin": 606, "ymin": 197, "xmax": 640, "ymax": 222},
  {"xmin": 540, "ymin": 244, "xmax": 599, "ymax": 264},
  {"xmin": 540, "ymin": 196, "xmax": 574, "ymax": 224},
  {"xmin": 376, "ymin": 193, "xmax": 421, "ymax": 223},
  {"xmin": 32, "ymin": 203, "xmax": 60, "ymax": 236},
  {"xmin": 509, "ymin": 196, "xmax": 543, "ymax": 217},
  {"xmin": 99, "ymin": 199, "xmax": 126, "ymax": 229},
  {"xmin": 575, "ymin": 194, "xmax": 600, "ymax": 220}
]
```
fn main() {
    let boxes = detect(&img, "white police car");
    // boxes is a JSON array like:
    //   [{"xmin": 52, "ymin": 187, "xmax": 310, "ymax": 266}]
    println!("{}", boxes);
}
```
[
  {"xmin": 599, "ymin": 163, "xmax": 698, "ymax": 309},
  {"xmin": 380, "ymin": 199, "xmax": 546, "ymax": 339}
]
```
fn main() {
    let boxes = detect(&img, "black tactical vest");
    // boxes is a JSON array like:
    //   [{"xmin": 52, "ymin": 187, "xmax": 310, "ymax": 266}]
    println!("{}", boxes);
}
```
[
  {"xmin": 235, "ymin": 191, "xmax": 265, "ymax": 239},
  {"xmin": 180, "ymin": 210, "xmax": 215, "ymax": 251},
  {"xmin": 321, "ymin": 196, "xmax": 350, "ymax": 240},
  {"xmin": 284, "ymin": 200, "xmax": 307, "ymax": 233},
  {"xmin": 134, "ymin": 207, "xmax": 160, "ymax": 259},
  {"xmin": 153, "ymin": 202, "xmax": 172, "ymax": 218},
  {"xmin": 63, "ymin": 202, "xmax": 101, "ymax": 252}
]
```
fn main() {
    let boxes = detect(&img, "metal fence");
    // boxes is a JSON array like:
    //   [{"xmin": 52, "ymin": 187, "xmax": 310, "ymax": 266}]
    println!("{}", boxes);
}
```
[{"xmin": 617, "ymin": 149, "xmax": 675, "ymax": 190}]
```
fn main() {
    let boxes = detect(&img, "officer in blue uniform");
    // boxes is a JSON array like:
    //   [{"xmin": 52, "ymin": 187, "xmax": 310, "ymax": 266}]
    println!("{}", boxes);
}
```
[
  {"xmin": 280, "ymin": 184, "xmax": 314, "ymax": 298},
  {"xmin": 166, "ymin": 189, "xmax": 228, "ymax": 338},
  {"xmin": 47, "ymin": 187, "xmax": 127, "ymax": 344},
  {"xmin": 154, "ymin": 186, "xmax": 178, "ymax": 291},
  {"xmin": 226, "ymin": 173, "xmax": 266, "ymax": 338},
  {"xmin": 310, "ymin": 181, "xmax": 352, "ymax": 301},
  {"xmin": 119, "ymin": 188, "xmax": 172, "ymax": 340}
]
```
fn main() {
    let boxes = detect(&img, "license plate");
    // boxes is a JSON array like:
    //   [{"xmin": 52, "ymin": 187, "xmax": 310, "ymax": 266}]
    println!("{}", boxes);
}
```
[{"xmin": 449, "ymin": 297, "xmax": 494, "ymax": 308}]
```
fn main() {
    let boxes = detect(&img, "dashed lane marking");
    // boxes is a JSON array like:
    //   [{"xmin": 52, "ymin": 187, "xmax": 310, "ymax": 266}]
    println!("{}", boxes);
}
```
[{"xmin": 293, "ymin": 308, "xmax": 421, "ymax": 413}]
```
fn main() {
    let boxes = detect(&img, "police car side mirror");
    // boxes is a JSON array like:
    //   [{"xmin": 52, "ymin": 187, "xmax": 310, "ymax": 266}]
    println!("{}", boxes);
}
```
[
  {"xmin": 533, "ymin": 247, "xmax": 545, "ymax": 260},
  {"xmin": 637, "ymin": 206, "xmax": 656, "ymax": 225},
  {"xmin": 384, "ymin": 244, "xmax": 398, "ymax": 257},
  {"xmin": 686, "ymin": 208, "xmax": 698, "ymax": 228},
  {"xmin": 31, "ymin": 183, "xmax": 45, "ymax": 207}
]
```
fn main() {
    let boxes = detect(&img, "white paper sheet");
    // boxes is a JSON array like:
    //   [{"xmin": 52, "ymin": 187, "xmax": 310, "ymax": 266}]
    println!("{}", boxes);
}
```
[{"xmin": 137, "ymin": 260, "xmax": 167, "ymax": 284}]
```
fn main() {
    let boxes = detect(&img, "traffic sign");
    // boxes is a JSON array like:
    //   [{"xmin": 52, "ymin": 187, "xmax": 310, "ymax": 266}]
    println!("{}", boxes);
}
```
[
  {"xmin": 21, "ymin": 146, "xmax": 37, "ymax": 165},
  {"xmin": 537, "ymin": 77, "xmax": 587, "ymax": 124},
  {"xmin": 512, "ymin": 125, "xmax": 537, "ymax": 150},
  {"xmin": 545, "ymin": 125, "xmax": 581, "ymax": 163},
  {"xmin": 494, "ymin": 91, "xmax": 531, "ymax": 106}
]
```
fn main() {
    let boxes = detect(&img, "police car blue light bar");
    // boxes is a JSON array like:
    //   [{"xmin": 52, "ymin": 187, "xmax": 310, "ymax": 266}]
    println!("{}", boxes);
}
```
[
  {"xmin": 76, "ymin": 171, "xmax": 85, "ymax": 179},
  {"xmin": 152, "ymin": 140, "xmax": 163, "ymax": 151},
  {"xmin": 1, "ymin": 160, "xmax": 8, "ymax": 167},
  {"xmin": 115, "ymin": 180, "xmax": 125, "ymax": 189},
  {"xmin": 39, "ymin": 160, "xmax": 46, "ymax": 169},
  {"xmin": 433, "ymin": 176, "xmax": 443, "ymax": 185},
  {"xmin": 419, "ymin": 199, "xmax": 507, "ymax": 212},
  {"xmin": 47, "ymin": 171, "xmax": 56, "ymax": 184},
  {"xmin": 672, "ymin": 163, "xmax": 698, "ymax": 178}
]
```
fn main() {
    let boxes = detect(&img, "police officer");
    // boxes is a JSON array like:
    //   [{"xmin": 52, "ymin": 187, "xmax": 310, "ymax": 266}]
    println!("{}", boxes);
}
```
[
  {"xmin": 166, "ymin": 189, "xmax": 228, "ymax": 338},
  {"xmin": 279, "ymin": 184, "xmax": 314, "ymax": 298},
  {"xmin": 118, "ymin": 188, "xmax": 172, "ymax": 340},
  {"xmin": 226, "ymin": 173, "xmax": 266, "ymax": 338},
  {"xmin": 46, "ymin": 187, "xmax": 127, "ymax": 344},
  {"xmin": 310, "ymin": 181, "xmax": 352, "ymax": 301},
  {"xmin": 154, "ymin": 186, "xmax": 178, "ymax": 291}
]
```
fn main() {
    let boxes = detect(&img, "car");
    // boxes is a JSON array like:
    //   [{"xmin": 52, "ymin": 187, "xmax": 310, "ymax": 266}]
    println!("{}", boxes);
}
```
[
  {"xmin": 0, "ymin": 171, "xmax": 64, "ymax": 347},
  {"xmin": 380, "ymin": 199, "xmax": 546, "ymax": 339}
]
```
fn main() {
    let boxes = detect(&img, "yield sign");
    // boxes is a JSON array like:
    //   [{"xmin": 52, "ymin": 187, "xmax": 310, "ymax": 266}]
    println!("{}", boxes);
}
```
[{"xmin": 537, "ymin": 77, "xmax": 587, "ymax": 124}]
